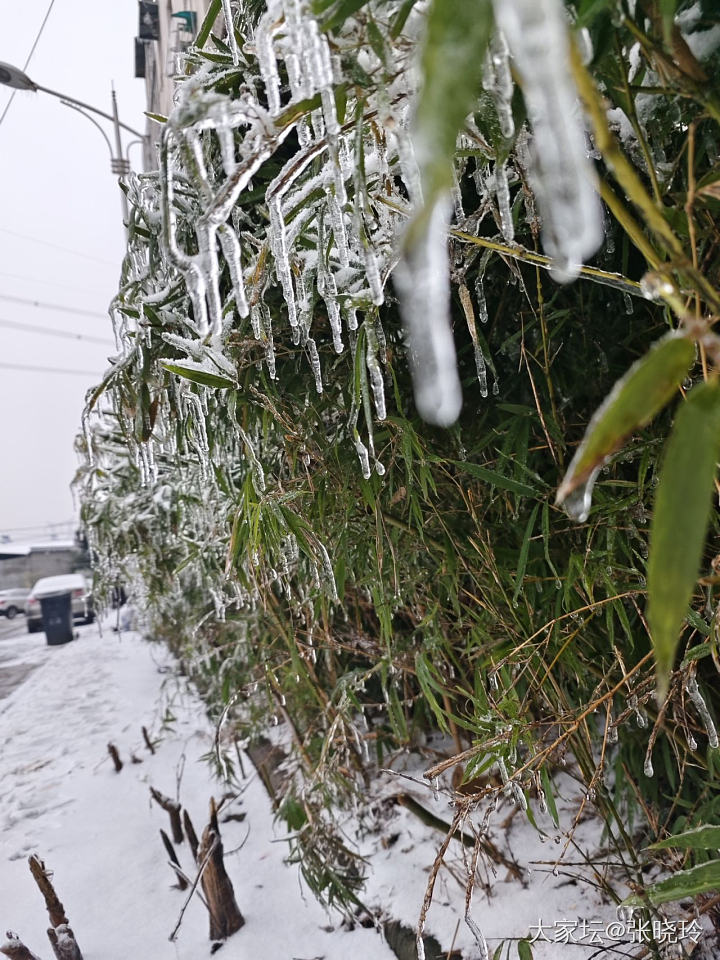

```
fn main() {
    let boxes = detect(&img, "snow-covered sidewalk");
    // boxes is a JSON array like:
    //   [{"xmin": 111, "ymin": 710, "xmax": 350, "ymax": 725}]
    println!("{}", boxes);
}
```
[
  {"xmin": 4, "ymin": 622, "xmax": 695, "ymax": 960},
  {"xmin": 0, "ymin": 624, "xmax": 396, "ymax": 959}
]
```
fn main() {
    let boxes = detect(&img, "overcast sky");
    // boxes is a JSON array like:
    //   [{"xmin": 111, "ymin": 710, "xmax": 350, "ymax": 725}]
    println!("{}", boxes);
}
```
[{"xmin": 0, "ymin": 2, "xmax": 147, "ymax": 542}]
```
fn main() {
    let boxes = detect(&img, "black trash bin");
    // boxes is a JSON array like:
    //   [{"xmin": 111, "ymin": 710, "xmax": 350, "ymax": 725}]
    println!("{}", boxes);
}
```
[{"xmin": 40, "ymin": 593, "xmax": 74, "ymax": 645}]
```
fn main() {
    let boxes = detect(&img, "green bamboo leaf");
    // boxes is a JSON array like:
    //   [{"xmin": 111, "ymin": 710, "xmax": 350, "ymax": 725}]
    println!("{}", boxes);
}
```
[
  {"xmin": 540, "ymin": 765, "xmax": 559, "ymax": 827},
  {"xmin": 161, "ymin": 359, "xmax": 236, "ymax": 389},
  {"xmin": 513, "ymin": 503, "xmax": 539, "ymax": 605},
  {"xmin": 196, "ymin": 0, "xmax": 222, "ymax": 48},
  {"xmin": 556, "ymin": 334, "xmax": 694, "ymax": 521},
  {"xmin": 623, "ymin": 858, "xmax": 720, "ymax": 907},
  {"xmin": 452, "ymin": 461, "xmax": 539, "ymax": 498},
  {"xmin": 517, "ymin": 939, "xmax": 534, "ymax": 960},
  {"xmin": 648, "ymin": 380, "xmax": 720, "ymax": 698},
  {"xmin": 649, "ymin": 825, "xmax": 720, "ymax": 852},
  {"xmin": 404, "ymin": 0, "xmax": 493, "ymax": 248},
  {"xmin": 319, "ymin": 0, "xmax": 369, "ymax": 32}
]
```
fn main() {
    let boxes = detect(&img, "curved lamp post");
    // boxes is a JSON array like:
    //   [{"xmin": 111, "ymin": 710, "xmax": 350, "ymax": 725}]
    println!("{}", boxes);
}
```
[{"xmin": 0, "ymin": 61, "xmax": 147, "ymax": 229}]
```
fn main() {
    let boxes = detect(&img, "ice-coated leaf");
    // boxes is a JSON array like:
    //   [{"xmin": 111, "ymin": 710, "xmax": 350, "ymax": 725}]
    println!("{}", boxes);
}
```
[
  {"xmin": 623, "ymin": 858, "xmax": 720, "ymax": 907},
  {"xmin": 407, "ymin": 0, "xmax": 493, "ymax": 239},
  {"xmin": 161, "ymin": 359, "xmax": 236, "ymax": 389},
  {"xmin": 649, "ymin": 825, "xmax": 720, "ymax": 852},
  {"xmin": 648, "ymin": 380, "xmax": 720, "ymax": 698},
  {"xmin": 395, "ymin": 0, "xmax": 493, "ymax": 427},
  {"xmin": 556, "ymin": 333, "xmax": 694, "ymax": 521}
]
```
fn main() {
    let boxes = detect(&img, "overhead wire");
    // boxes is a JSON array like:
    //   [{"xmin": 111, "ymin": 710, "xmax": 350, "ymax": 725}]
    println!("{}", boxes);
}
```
[
  {"xmin": 0, "ymin": 269, "xmax": 109, "ymax": 294},
  {"xmin": 0, "ymin": 0, "xmax": 57, "ymax": 130},
  {"xmin": 0, "ymin": 361, "xmax": 104, "ymax": 377},
  {"xmin": 0, "ymin": 227, "xmax": 117, "ymax": 267},
  {"xmin": 0, "ymin": 317, "xmax": 114, "ymax": 345},
  {"xmin": 0, "ymin": 293, "xmax": 108, "ymax": 320}
]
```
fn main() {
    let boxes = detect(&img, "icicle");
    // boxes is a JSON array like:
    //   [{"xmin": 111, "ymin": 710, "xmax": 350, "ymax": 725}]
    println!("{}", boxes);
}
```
[
  {"xmin": 488, "ymin": 30, "xmax": 515, "ymax": 140},
  {"xmin": 491, "ymin": 0, "xmax": 603, "ymax": 280},
  {"xmin": 255, "ymin": 11, "xmax": 281, "ymax": 113},
  {"xmin": 495, "ymin": 163, "xmax": 515, "ymax": 242},
  {"xmin": 643, "ymin": 754, "xmax": 654, "ymax": 777},
  {"xmin": 327, "ymin": 190, "xmax": 350, "ymax": 269},
  {"xmin": 365, "ymin": 321, "xmax": 387, "ymax": 420},
  {"xmin": 395, "ymin": 198, "xmax": 462, "ymax": 426},
  {"xmin": 306, "ymin": 336, "xmax": 323, "ymax": 393},
  {"xmin": 623, "ymin": 292, "xmax": 634, "ymax": 315},
  {"xmin": 363, "ymin": 244, "xmax": 385, "ymax": 306},
  {"xmin": 318, "ymin": 265, "xmax": 344, "ymax": 354},
  {"xmin": 259, "ymin": 303, "xmax": 277, "ymax": 378},
  {"xmin": 607, "ymin": 711, "xmax": 618, "ymax": 744},
  {"xmin": 185, "ymin": 263, "xmax": 209, "ymax": 337},
  {"xmin": 686, "ymin": 677, "xmax": 719, "ymax": 748},
  {"xmin": 268, "ymin": 196, "xmax": 298, "ymax": 330},
  {"xmin": 238, "ymin": 426, "xmax": 266, "ymax": 495},
  {"xmin": 217, "ymin": 224, "xmax": 249, "ymax": 319},
  {"xmin": 353, "ymin": 431, "xmax": 371, "ymax": 480}
]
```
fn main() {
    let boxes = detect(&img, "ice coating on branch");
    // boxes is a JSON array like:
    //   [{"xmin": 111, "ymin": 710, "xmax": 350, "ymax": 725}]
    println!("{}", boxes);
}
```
[
  {"xmin": 484, "ymin": 30, "xmax": 515, "ymax": 140},
  {"xmin": 492, "ymin": 0, "xmax": 603, "ymax": 281},
  {"xmin": 686, "ymin": 677, "xmax": 719, "ymax": 748},
  {"xmin": 394, "ymin": 199, "xmax": 463, "ymax": 427}
]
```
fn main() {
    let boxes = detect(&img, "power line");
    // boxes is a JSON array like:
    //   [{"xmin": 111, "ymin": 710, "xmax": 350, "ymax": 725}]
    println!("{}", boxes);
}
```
[
  {"xmin": 0, "ymin": 269, "xmax": 109, "ymax": 295},
  {"xmin": 0, "ymin": 361, "xmax": 103, "ymax": 377},
  {"xmin": 0, "ymin": 293, "xmax": 108, "ymax": 320},
  {"xmin": 0, "ymin": 317, "xmax": 114, "ymax": 345},
  {"xmin": 0, "ymin": 227, "xmax": 117, "ymax": 267},
  {"xmin": 0, "ymin": 0, "xmax": 57, "ymax": 130}
]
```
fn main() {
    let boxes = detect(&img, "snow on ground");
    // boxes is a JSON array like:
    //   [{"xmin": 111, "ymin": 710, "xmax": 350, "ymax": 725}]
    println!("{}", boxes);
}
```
[
  {"xmin": 0, "ymin": 622, "xmax": 704, "ymax": 959},
  {"xmin": 0, "ymin": 623, "xmax": 396, "ymax": 959}
]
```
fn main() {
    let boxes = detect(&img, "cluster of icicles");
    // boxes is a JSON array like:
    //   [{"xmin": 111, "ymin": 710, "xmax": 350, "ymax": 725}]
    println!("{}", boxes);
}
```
[{"xmin": 115, "ymin": 0, "xmax": 602, "ymax": 480}]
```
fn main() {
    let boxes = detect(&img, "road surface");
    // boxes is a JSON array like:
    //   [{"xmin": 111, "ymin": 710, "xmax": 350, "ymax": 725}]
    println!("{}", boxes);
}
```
[{"xmin": 0, "ymin": 616, "xmax": 54, "ymax": 699}]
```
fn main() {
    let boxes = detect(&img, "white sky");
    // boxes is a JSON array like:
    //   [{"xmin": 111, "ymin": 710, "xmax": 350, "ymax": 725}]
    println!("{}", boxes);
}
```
[{"xmin": 0, "ymin": 2, "xmax": 147, "ymax": 541}]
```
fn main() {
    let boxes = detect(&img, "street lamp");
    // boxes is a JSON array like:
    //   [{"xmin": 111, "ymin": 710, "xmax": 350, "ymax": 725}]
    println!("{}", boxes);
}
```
[{"xmin": 0, "ymin": 61, "xmax": 147, "ymax": 228}]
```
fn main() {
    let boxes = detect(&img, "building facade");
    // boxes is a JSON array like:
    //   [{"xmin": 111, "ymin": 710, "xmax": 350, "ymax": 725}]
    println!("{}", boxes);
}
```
[
  {"xmin": 0, "ymin": 542, "xmax": 86, "ymax": 589},
  {"xmin": 135, "ymin": 0, "xmax": 215, "ymax": 167}
]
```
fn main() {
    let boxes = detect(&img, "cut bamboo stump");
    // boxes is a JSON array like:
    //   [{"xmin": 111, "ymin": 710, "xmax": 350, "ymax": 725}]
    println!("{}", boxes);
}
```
[
  {"xmin": 197, "ymin": 799, "xmax": 244, "ymax": 941},
  {"xmin": 1, "ymin": 932, "xmax": 43, "ymax": 960},
  {"xmin": 27, "ymin": 857, "xmax": 83, "ymax": 960},
  {"xmin": 107, "ymin": 744, "xmax": 123, "ymax": 773},
  {"xmin": 141, "ymin": 726, "xmax": 156, "ymax": 754},
  {"xmin": 160, "ymin": 830, "xmax": 188, "ymax": 890},
  {"xmin": 150, "ymin": 787, "xmax": 183, "ymax": 844},
  {"xmin": 183, "ymin": 810, "xmax": 199, "ymax": 864},
  {"xmin": 46, "ymin": 929, "xmax": 80, "ymax": 960}
]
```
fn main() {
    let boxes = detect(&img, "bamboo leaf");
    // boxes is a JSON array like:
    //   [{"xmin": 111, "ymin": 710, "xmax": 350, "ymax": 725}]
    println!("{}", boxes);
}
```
[
  {"xmin": 648, "ymin": 380, "xmax": 720, "ymax": 697},
  {"xmin": 540, "ymin": 765, "xmax": 559, "ymax": 827},
  {"xmin": 556, "ymin": 334, "xmax": 694, "ymax": 521},
  {"xmin": 649, "ymin": 825, "xmax": 720, "ymax": 851},
  {"xmin": 196, "ymin": 0, "xmax": 222, "ymax": 48},
  {"xmin": 404, "ymin": 0, "xmax": 493, "ymax": 247},
  {"xmin": 623, "ymin": 858, "xmax": 720, "ymax": 907},
  {"xmin": 517, "ymin": 939, "xmax": 534, "ymax": 960},
  {"xmin": 452, "ymin": 461, "xmax": 539, "ymax": 498},
  {"xmin": 161, "ymin": 359, "xmax": 236, "ymax": 389},
  {"xmin": 513, "ymin": 503, "xmax": 539, "ymax": 604}
]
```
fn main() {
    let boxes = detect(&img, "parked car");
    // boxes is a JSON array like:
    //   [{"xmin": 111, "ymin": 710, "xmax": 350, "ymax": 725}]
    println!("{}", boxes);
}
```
[
  {"xmin": 26, "ymin": 574, "xmax": 94, "ymax": 634},
  {"xmin": 0, "ymin": 588, "xmax": 29, "ymax": 619}
]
